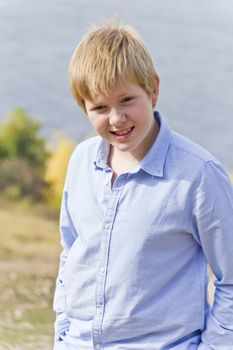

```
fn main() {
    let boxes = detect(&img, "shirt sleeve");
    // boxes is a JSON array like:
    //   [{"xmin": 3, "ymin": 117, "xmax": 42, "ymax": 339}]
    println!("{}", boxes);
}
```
[
  {"xmin": 193, "ymin": 161, "xmax": 233, "ymax": 349},
  {"xmin": 53, "ymin": 186, "xmax": 78, "ymax": 343}
]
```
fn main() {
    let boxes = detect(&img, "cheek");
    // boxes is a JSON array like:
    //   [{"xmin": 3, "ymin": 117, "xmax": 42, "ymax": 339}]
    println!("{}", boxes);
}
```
[
  {"xmin": 130, "ymin": 110, "xmax": 144, "ymax": 125},
  {"xmin": 89, "ymin": 116, "xmax": 109, "ymax": 133}
]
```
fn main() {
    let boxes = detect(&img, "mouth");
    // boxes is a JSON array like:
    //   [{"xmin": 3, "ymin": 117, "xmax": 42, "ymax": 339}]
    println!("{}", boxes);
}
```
[{"xmin": 110, "ymin": 126, "xmax": 134, "ymax": 137}]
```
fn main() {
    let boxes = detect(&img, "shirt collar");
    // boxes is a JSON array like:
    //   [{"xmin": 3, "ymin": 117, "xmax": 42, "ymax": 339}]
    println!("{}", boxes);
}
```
[
  {"xmin": 94, "ymin": 111, "xmax": 172, "ymax": 177},
  {"xmin": 139, "ymin": 111, "xmax": 171, "ymax": 177},
  {"xmin": 94, "ymin": 138, "xmax": 110, "ymax": 170}
]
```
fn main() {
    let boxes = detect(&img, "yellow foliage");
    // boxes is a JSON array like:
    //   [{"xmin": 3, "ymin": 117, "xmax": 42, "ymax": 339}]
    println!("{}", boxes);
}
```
[{"xmin": 45, "ymin": 133, "xmax": 75, "ymax": 208}]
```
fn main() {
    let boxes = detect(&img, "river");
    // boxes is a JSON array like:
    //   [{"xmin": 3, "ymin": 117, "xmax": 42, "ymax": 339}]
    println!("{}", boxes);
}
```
[{"xmin": 0, "ymin": 0, "xmax": 233, "ymax": 169}]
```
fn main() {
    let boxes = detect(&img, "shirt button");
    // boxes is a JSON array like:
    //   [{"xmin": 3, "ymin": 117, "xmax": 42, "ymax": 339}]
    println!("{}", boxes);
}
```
[
  {"xmin": 97, "ymin": 307, "xmax": 102, "ymax": 315},
  {"xmin": 104, "ymin": 223, "xmax": 111, "ymax": 230},
  {"xmin": 96, "ymin": 345, "xmax": 101, "ymax": 350},
  {"xmin": 104, "ymin": 179, "xmax": 109, "ymax": 186},
  {"xmin": 99, "ymin": 266, "xmax": 105, "ymax": 273}
]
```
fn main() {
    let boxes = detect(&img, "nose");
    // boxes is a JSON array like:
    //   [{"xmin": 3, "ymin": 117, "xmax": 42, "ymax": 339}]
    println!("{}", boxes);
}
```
[{"xmin": 109, "ymin": 108, "xmax": 126, "ymax": 126}]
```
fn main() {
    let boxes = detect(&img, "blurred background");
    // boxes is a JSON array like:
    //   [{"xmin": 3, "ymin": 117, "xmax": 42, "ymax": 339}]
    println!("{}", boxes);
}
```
[{"xmin": 0, "ymin": 0, "xmax": 232, "ymax": 349}]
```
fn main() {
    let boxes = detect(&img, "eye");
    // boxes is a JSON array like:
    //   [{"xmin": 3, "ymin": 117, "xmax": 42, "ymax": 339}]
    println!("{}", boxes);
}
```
[
  {"xmin": 92, "ymin": 105, "xmax": 107, "ymax": 112},
  {"xmin": 121, "ymin": 96, "xmax": 134, "ymax": 104}
]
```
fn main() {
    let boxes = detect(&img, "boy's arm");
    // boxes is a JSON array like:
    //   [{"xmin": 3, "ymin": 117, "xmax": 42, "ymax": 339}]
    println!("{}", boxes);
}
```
[
  {"xmin": 193, "ymin": 161, "xmax": 233, "ymax": 349},
  {"xmin": 53, "ymin": 189, "xmax": 78, "ymax": 342}
]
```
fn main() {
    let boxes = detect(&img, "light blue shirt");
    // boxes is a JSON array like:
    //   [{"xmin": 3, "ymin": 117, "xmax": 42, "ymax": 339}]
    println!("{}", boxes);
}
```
[{"xmin": 53, "ymin": 112, "xmax": 233, "ymax": 350}]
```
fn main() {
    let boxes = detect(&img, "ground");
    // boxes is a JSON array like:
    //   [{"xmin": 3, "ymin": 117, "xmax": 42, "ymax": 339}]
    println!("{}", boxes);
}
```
[{"xmin": 0, "ymin": 205, "xmax": 60, "ymax": 350}]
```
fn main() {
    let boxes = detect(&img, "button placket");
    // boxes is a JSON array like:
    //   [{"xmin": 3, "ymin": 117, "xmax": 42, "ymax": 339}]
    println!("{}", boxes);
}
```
[{"xmin": 92, "ymin": 175, "xmax": 126, "ymax": 348}]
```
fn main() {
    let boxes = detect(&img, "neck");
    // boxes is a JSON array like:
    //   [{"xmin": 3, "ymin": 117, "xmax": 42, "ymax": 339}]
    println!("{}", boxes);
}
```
[{"xmin": 108, "ymin": 146, "xmax": 138, "ymax": 181}]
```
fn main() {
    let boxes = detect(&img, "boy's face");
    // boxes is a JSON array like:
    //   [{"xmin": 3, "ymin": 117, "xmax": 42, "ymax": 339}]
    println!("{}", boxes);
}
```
[{"xmin": 85, "ymin": 81, "xmax": 159, "ymax": 160}]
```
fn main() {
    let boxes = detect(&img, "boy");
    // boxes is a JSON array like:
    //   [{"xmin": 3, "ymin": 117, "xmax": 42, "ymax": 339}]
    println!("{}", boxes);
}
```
[{"xmin": 53, "ymin": 22, "xmax": 233, "ymax": 349}]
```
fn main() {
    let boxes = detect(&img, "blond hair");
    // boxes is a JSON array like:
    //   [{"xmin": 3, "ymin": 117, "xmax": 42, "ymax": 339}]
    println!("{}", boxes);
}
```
[{"xmin": 68, "ymin": 21, "xmax": 159, "ymax": 112}]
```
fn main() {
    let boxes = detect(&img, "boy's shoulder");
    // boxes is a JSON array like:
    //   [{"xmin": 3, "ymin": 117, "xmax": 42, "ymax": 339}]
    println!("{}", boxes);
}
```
[
  {"xmin": 164, "ymin": 129, "xmax": 227, "ymax": 183},
  {"xmin": 70, "ymin": 135, "xmax": 102, "ymax": 162},
  {"xmin": 72, "ymin": 135, "xmax": 102, "ymax": 157},
  {"xmin": 170, "ymin": 130, "xmax": 219, "ymax": 165},
  {"xmin": 65, "ymin": 135, "xmax": 102, "ymax": 182},
  {"xmin": 155, "ymin": 112, "xmax": 221, "ymax": 172}
]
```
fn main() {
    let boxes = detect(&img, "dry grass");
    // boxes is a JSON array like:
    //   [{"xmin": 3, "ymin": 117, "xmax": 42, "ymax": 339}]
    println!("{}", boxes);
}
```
[{"xmin": 0, "ymin": 205, "xmax": 60, "ymax": 350}]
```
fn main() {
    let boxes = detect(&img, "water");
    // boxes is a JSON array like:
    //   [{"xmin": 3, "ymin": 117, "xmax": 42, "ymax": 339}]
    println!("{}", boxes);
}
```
[{"xmin": 0, "ymin": 0, "xmax": 233, "ymax": 169}]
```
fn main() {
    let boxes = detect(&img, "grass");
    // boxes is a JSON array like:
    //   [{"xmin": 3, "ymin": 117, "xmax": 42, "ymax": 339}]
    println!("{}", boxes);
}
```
[{"xmin": 0, "ymin": 204, "xmax": 61, "ymax": 350}]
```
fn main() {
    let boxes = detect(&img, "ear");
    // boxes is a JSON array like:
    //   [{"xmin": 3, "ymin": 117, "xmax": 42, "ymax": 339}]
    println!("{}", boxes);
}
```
[{"xmin": 151, "ymin": 76, "xmax": 160, "ymax": 107}]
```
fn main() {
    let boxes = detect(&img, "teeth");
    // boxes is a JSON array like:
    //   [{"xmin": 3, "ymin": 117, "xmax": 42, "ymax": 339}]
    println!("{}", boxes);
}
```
[{"xmin": 114, "ymin": 127, "xmax": 132, "ymax": 136}]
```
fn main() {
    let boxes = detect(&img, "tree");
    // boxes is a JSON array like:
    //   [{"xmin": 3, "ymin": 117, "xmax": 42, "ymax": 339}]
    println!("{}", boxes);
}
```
[
  {"xmin": 45, "ymin": 133, "xmax": 75, "ymax": 207},
  {"xmin": 0, "ymin": 108, "xmax": 49, "ymax": 200},
  {"xmin": 0, "ymin": 108, "xmax": 48, "ymax": 169}
]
